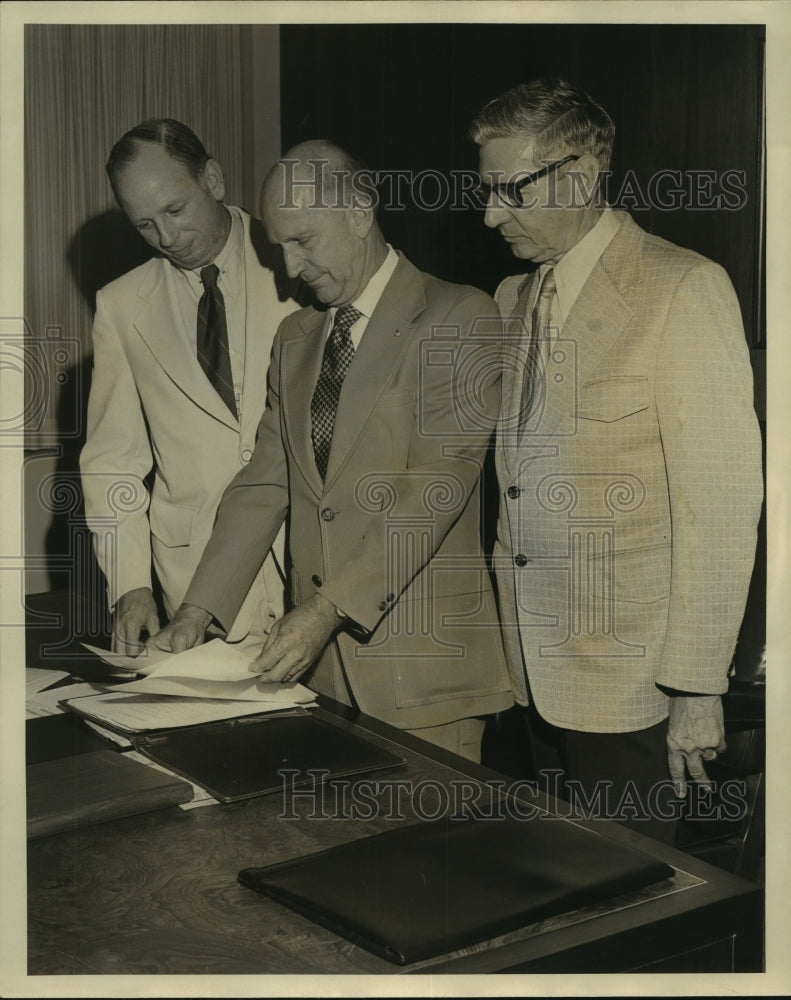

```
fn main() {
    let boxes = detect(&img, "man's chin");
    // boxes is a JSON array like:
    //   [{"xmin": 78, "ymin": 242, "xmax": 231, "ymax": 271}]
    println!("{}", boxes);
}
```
[
  {"xmin": 506, "ymin": 243, "xmax": 537, "ymax": 261},
  {"xmin": 310, "ymin": 284, "xmax": 342, "ymax": 306}
]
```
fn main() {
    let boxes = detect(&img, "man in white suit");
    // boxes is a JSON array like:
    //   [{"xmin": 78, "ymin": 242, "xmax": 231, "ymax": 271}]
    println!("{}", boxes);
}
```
[
  {"xmin": 470, "ymin": 80, "xmax": 763, "ymax": 840},
  {"xmin": 80, "ymin": 119, "xmax": 297, "ymax": 653}
]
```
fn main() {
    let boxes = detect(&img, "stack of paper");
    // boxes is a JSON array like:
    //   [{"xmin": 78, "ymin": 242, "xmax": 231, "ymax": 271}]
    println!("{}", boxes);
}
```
[
  {"xmin": 62, "ymin": 639, "xmax": 318, "ymax": 735},
  {"xmin": 83, "ymin": 639, "xmax": 317, "ymax": 703},
  {"xmin": 26, "ymin": 668, "xmax": 71, "ymax": 719}
]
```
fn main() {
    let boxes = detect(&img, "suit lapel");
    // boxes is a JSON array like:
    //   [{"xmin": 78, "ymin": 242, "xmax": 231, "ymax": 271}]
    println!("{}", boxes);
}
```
[
  {"xmin": 499, "ymin": 273, "xmax": 535, "ymax": 475},
  {"xmin": 132, "ymin": 261, "xmax": 239, "ymax": 431},
  {"xmin": 239, "ymin": 211, "xmax": 273, "ymax": 444},
  {"xmin": 281, "ymin": 309, "xmax": 327, "ymax": 497},
  {"xmin": 323, "ymin": 256, "xmax": 422, "ymax": 485},
  {"xmin": 528, "ymin": 216, "xmax": 640, "ymax": 441}
]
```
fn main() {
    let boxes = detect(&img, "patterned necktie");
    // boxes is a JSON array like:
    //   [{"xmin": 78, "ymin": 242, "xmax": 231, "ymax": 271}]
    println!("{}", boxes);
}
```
[
  {"xmin": 519, "ymin": 267, "xmax": 556, "ymax": 434},
  {"xmin": 311, "ymin": 305, "xmax": 362, "ymax": 480},
  {"xmin": 197, "ymin": 264, "xmax": 237, "ymax": 419}
]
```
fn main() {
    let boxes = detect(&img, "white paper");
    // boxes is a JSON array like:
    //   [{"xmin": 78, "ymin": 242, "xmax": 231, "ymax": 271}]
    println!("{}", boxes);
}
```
[
  {"xmin": 62, "ymin": 692, "xmax": 312, "ymax": 733},
  {"xmin": 80, "ymin": 641, "xmax": 170, "ymax": 674},
  {"xmin": 25, "ymin": 668, "xmax": 70, "ymax": 697},
  {"xmin": 134, "ymin": 639, "xmax": 263, "ymax": 681},
  {"xmin": 83, "ymin": 637, "xmax": 271, "ymax": 680},
  {"xmin": 114, "ymin": 672, "xmax": 316, "ymax": 703},
  {"xmin": 26, "ymin": 681, "xmax": 109, "ymax": 719},
  {"xmin": 81, "ymin": 638, "xmax": 316, "ymax": 704}
]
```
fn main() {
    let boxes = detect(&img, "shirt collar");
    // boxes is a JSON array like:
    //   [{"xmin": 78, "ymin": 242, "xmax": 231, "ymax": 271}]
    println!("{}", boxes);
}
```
[
  {"xmin": 551, "ymin": 207, "xmax": 622, "ymax": 324},
  {"xmin": 330, "ymin": 244, "xmax": 399, "ymax": 324},
  {"xmin": 179, "ymin": 205, "xmax": 242, "ymax": 293}
]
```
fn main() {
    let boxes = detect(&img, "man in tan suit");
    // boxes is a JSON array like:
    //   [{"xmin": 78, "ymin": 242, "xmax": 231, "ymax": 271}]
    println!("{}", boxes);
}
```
[
  {"xmin": 80, "ymin": 119, "xmax": 297, "ymax": 654},
  {"xmin": 470, "ymin": 79, "xmax": 763, "ymax": 838},
  {"xmin": 152, "ymin": 141, "xmax": 512, "ymax": 761}
]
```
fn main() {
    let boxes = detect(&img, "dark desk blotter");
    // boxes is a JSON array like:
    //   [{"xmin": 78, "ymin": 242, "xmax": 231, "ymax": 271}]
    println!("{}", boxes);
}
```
[
  {"xmin": 132, "ymin": 712, "xmax": 405, "ymax": 803},
  {"xmin": 238, "ymin": 814, "xmax": 674, "ymax": 965},
  {"xmin": 26, "ymin": 712, "xmax": 118, "ymax": 765},
  {"xmin": 27, "ymin": 749, "xmax": 194, "ymax": 839}
]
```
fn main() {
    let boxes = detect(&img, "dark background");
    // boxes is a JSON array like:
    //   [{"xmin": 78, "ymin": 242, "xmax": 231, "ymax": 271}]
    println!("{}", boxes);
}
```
[
  {"xmin": 281, "ymin": 23, "xmax": 765, "ymax": 346},
  {"xmin": 280, "ymin": 21, "xmax": 766, "ymax": 677}
]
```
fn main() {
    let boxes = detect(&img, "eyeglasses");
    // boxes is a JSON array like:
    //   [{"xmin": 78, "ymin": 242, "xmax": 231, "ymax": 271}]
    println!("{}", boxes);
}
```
[{"xmin": 476, "ymin": 154, "xmax": 581, "ymax": 208}]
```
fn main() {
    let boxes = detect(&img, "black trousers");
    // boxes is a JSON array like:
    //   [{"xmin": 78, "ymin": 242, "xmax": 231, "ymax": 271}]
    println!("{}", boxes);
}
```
[{"xmin": 485, "ymin": 704, "xmax": 681, "ymax": 845}]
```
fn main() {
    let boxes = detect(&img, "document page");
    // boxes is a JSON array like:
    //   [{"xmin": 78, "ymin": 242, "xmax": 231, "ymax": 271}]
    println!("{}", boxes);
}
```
[
  {"xmin": 62, "ymin": 692, "xmax": 313, "ymax": 734},
  {"xmin": 80, "ymin": 639, "xmax": 315, "ymax": 702}
]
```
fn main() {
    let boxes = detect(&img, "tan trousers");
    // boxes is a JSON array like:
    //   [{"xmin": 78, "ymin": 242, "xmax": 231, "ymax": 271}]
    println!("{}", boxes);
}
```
[{"xmin": 404, "ymin": 717, "xmax": 486, "ymax": 764}]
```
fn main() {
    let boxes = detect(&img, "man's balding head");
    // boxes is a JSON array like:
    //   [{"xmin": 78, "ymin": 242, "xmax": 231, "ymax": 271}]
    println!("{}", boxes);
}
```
[
  {"xmin": 260, "ymin": 141, "xmax": 387, "ymax": 307},
  {"xmin": 261, "ymin": 140, "xmax": 372, "ymax": 214}
]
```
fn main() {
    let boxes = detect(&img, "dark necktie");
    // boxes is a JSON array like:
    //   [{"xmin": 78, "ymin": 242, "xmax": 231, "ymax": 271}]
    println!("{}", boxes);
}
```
[
  {"xmin": 197, "ymin": 263, "xmax": 237, "ymax": 419},
  {"xmin": 311, "ymin": 305, "xmax": 362, "ymax": 480},
  {"xmin": 519, "ymin": 267, "xmax": 556, "ymax": 434}
]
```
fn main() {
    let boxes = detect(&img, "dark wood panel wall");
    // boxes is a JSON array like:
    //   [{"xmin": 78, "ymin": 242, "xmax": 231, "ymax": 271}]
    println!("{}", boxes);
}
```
[
  {"xmin": 280, "ymin": 22, "xmax": 766, "ymax": 672},
  {"xmin": 280, "ymin": 23, "xmax": 765, "ymax": 347}
]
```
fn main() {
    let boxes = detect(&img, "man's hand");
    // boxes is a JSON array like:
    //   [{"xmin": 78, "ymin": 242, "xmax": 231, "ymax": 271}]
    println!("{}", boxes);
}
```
[
  {"xmin": 250, "ymin": 593, "xmax": 341, "ymax": 684},
  {"xmin": 666, "ymin": 694, "xmax": 727, "ymax": 798},
  {"xmin": 147, "ymin": 603, "xmax": 213, "ymax": 653},
  {"xmin": 112, "ymin": 587, "xmax": 160, "ymax": 655}
]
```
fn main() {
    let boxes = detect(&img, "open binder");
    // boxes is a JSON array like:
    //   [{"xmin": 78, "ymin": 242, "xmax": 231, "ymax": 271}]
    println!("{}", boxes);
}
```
[{"xmin": 238, "ymin": 813, "xmax": 675, "ymax": 965}]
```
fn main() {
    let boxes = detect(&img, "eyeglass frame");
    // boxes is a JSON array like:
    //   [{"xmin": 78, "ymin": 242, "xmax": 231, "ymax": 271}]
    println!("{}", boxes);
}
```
[{"xmin": 477, "ymin": 154, "xmax": 582, "ymax": 209}]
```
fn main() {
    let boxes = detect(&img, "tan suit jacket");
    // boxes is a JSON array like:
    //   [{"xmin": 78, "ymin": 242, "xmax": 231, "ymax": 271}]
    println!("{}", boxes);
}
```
[
  {"xmin": 80, "ymin": 207, "xmax": 298, "ymax": 640},
  {"xmin": 186, "ymin": 253, "xmax": 513, "ymax": 729},
  {"xmin": 494, "ymin": 212, "xmax": 763, "ymax": 732}
]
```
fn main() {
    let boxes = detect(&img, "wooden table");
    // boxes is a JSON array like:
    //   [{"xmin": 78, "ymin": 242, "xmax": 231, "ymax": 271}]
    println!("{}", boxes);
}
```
[{"xmin": 26, "ymin": 696, "xmax": 763, "ymax": 976}]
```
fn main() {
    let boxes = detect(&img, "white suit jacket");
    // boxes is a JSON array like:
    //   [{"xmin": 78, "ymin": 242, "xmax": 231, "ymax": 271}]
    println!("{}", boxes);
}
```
[
  {"xmin": 80, "ymin": 207, "xmax": 298, "ymax": 640},
  {"xmin": 494, "ymin": 212, "xmax": 763, "ymax": 732}
]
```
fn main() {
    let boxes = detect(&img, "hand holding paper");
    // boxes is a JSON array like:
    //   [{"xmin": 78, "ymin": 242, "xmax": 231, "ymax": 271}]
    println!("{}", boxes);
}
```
[
  {"xmin": 251, "ymin": 594, "xmax": 341, "ymax": 684},
  {"xmin": 82, "ymin": 639, "xmax": 317, "ymax": 705},
  {"xmin": 147, "ymin": 603, "xmax": 213, "ymax": 653}
]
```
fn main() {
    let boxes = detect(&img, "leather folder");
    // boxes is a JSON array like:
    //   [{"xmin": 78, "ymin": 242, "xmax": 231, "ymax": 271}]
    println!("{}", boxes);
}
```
[
  {"xmin": 238, "ymin": 814, "xmax": 674, "ymax": 965},
  {"xmin": 133, "ymin": 711, "xmax": 405, "ymax": 803},
  {"xmin": 27, "ymin": 749, "xmax": 194, "ymax": 839}
]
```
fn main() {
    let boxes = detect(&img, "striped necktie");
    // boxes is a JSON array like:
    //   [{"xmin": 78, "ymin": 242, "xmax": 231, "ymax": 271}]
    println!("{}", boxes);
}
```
[
  {"xmin": 197, "ymin": 264, "xmax": 237, "ymax": 419},
  {"xmin": 519, "ymin": 267, "xmax": 556, "ymax": 434}
]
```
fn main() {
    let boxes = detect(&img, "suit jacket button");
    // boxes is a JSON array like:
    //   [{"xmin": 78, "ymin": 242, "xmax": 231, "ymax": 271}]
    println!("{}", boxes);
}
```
[
  {"xmin": 514, "ymin": 554, "xmax": 528, "ymax": 567},
  {"xmin": 241, "ymin": 448, "xmax": 253, "ymax": 463},
  {"xmin": 378, "ymin": 600, "xmax": 387, "ymax": 611},
  {"xmin": 386, "ymin": 593, "xmax": 395, "ymax": 603},
  {"xmin": 321, "ymin": 507, "xmax": 335, "ymax": 521},
  {"xmin": 507, "ymin": 486, "xmax": 521, "ymax": 499},
  {"xmin": 312, "ymin": 575, "xmax": 323, "ymax": 587}
]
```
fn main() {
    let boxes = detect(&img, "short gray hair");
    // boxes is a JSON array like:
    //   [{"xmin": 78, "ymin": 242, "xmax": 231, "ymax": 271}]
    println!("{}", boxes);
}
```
[{"xmin": 469, "ymin": 78, "xmax": 615, "ymax": 172}]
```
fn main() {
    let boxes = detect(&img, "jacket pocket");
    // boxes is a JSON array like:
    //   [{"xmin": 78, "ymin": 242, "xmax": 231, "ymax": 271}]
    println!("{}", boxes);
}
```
[
  {"xmin": 578, "ymin": 376, "xmax": 649, "ymax": 422},
  {"xmin": 149, "ymin": 496, "xmax": 197, "ymax": 548}
]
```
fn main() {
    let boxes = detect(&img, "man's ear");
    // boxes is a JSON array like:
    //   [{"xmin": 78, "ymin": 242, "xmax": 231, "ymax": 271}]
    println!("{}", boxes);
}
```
[
  {"xmin": 563, "ymin": 153, "xmax": 603, "ymax": 207},
  {"xmin": 202, "ymin": 158, "xmax": 227, "ymax": 202},
  {"xmin": 350, "ymin": 197, "xmax": 375, "ymax": 238}
]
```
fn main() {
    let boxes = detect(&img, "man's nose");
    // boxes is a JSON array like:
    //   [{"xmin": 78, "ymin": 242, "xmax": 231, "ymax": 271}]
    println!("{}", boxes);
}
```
[
  {"xmin": 281, "ymin": 245, "xmax": 304, "ymax": 279},
  {"xmin": 484, "ymin": 200, "xmax": 510, "ymax": 230},
  {"xmin": 156, "ymin": 219, "xmax": 178, "ymax": 248}
]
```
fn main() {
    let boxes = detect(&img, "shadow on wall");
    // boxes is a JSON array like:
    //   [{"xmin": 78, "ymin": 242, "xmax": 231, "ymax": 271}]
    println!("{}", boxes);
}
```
[
  {"xmin": 67, "ymin": 207, "xmax": 153, "ymax": 312},
  {"xmin": 26, "ymin": 209, "xmax": 151, "ymax": 609}
]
